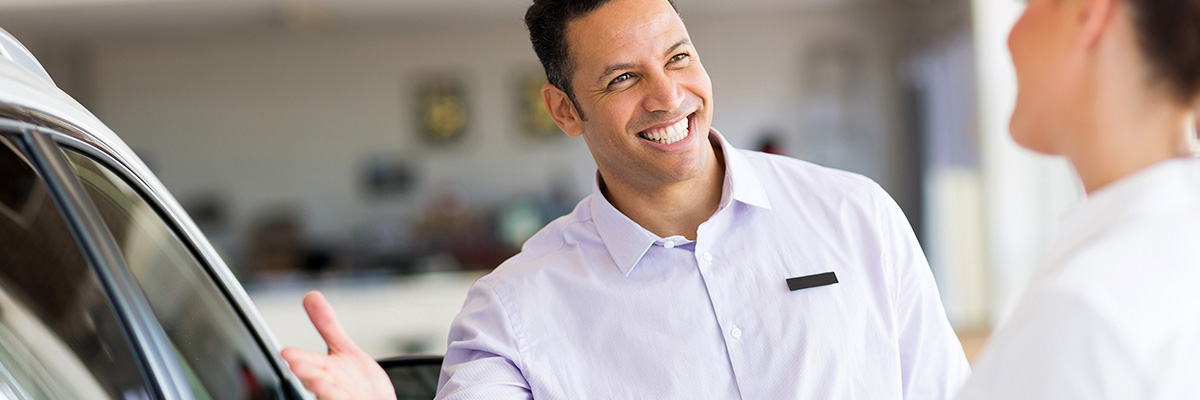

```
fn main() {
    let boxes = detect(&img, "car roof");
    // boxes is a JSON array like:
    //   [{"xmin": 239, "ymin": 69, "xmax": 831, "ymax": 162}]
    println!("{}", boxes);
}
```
[
  {"xmin": 0, "ymin": 27, "xmax": 53, "ymax": 85},
  {"xmin": 0, "ymin": 27, "xmax": 190, "ymax": 242},
  {"xmin": 0, "ymin": 28, "xmax": 144, "ymax": 167},
  {"xmin": 0, "ymin": 27, "xmax": 181, "ymax": 229}
]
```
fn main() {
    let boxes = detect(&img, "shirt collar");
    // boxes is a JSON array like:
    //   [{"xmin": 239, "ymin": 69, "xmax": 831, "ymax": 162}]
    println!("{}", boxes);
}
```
[
  {"xmin": 714, "ymin": 127, "xmax": 772, "ymax": 211},
  {"xmin": 1049, "ymin": 157, "xmax": 1200, "ymax": 266},
  {"xmin": 590, "ymin": 129, "xmax": 772, "ymax": 276}
]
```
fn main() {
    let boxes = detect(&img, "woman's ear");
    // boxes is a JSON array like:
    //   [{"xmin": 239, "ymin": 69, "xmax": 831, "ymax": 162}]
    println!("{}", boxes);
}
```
[
  {"xmin": 542, "ymin": 83, "xmax": 585, "ymax": 138},
  {"xmin": 1185, "ymin": 110, "xmax": 1200, "ymax": 156},
  {"xmin": 1076, "ymin": 0, "xmax": 1118, "ymax": 48}
]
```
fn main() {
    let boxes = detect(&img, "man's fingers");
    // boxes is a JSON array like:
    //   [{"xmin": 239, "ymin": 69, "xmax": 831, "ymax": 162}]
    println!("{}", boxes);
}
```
[
  {"xmin": 294, "ymin": 368, "xmax": 349, "ymax": 400},
  {"xmin": 283, "ymin": 351, "xmax": 349, "ymax": 400},
  {"xmin": 301, "ymin": 290, "xmax": 359, "ymax": 353},
  {"xmin": 280, "ymin": 347, "xmax": 327, "ymax": 369},
  {"xmin": 304, "ymin": 376, "xmax": 350, "ymax": 400},
  {"xmin": 287, "ymin": 359, "xmax": 326, "ymax": 381}
]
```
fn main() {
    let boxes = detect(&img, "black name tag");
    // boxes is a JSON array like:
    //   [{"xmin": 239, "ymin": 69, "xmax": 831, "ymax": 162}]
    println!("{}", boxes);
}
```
[{"xmin": 787, "ymin": 271, "xmax": 838, "ymax": 291}]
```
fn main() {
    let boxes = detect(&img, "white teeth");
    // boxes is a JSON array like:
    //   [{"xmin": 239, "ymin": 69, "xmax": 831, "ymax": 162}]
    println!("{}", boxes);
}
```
[{"xmin": 642, "ymin": 117, "xmax": 690, "ymax": 145}]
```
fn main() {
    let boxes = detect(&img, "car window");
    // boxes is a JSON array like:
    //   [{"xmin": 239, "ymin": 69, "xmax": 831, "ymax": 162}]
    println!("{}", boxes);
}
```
[
  {"xmin": 0, "ymin": 134, "xmax": 151, "ymax": 399},
  {"xmin": 62, "ymin": 148, "xmax": 284, "ymax": 400},
  {"xmin": 381, "ymin": 357, "xmax": 442, "ymax": 400}
]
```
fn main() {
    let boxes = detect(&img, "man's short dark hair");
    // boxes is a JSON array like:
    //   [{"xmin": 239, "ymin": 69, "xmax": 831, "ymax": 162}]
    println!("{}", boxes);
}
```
[{"xmin": 524, "ymin": 0, "xmax": 677, "ymax": 115}]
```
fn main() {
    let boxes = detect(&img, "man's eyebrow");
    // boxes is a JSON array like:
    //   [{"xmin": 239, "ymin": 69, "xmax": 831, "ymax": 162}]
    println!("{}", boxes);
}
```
[
  {"xmin": 595, "ymin": 38, "xmax": 693, "ymax": 86},
  {"xmin": 662, "ymin": 38, "xmax": 691, "ymax": 58},
  {"xmin": 597, "ymin": 62, "xmax": 638, "ymax": 85}
]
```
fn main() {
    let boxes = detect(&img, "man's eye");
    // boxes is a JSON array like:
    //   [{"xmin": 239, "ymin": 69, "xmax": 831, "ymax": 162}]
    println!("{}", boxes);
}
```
[
  {"xmin": 609, "ymin": 73, "xmax": 633, "ymax": 87},
  {"xmin": 668, "ymin": 53, "xmax": 690, "ymax": 65}
]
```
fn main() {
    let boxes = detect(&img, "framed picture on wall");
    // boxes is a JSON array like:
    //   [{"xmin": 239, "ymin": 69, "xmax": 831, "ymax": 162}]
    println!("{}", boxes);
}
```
[
  {"xmin": 362, "ymin": 154, "xmax": 417, "ymax": 198},
  {"xmin": 516, "ymin": 71, "xmax": 560, "ymax": 138},
  {"xmin": 414, "ymin": 75, "xmax": 469, "ymax": 145}
]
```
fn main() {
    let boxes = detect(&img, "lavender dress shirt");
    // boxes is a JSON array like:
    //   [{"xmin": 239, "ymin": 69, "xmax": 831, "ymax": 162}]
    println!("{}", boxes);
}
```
[{"xmin": 436, "ymin": 130, "xmax": 969, "ymax": 399}]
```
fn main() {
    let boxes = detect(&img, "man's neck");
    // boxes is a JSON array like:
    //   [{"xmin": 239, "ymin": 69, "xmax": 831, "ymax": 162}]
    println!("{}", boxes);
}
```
[{"xmin": 599, "ymin": 135, "xmax": 726, "ymax": 240}]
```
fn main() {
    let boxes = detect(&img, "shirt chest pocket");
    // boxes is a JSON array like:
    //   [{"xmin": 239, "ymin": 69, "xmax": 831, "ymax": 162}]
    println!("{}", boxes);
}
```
[{"xmin": 778, "ymin": 269, "xmax": 896, "ymax": 360}]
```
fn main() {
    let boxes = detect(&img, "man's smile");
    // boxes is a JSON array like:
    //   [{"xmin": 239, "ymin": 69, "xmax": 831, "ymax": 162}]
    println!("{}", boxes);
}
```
[{"xmin": 637, "ymin": 112, "xmax": 694, "ymax": 145}]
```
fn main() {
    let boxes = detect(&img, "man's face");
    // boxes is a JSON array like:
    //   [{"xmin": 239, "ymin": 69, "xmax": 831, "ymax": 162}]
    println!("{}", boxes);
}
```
[{"xmin": 561, "ymin": 0, "xmax": 714, "ymax": 190}]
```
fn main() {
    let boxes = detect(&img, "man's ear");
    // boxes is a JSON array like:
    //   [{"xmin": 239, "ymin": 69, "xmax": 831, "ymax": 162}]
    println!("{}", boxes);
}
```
[
  {"xmin": 542, "ymin": 83, "xmax": 585, "ymax": 138},
  {"xmin": 1076, "ymin": 0, "xmax": 1117, "ymax": 48}
]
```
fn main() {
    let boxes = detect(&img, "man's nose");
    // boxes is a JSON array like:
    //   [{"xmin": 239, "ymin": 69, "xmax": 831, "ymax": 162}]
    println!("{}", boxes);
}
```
[{"xmin": 642, "ymin": 73, "xmax": 685, "ymax": 113}]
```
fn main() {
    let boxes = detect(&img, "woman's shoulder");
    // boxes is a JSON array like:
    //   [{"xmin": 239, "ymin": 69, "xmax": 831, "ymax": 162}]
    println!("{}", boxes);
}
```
[{"xmin": 1042, "ymin": 217, "xmax": 1200, "ymax": 349}]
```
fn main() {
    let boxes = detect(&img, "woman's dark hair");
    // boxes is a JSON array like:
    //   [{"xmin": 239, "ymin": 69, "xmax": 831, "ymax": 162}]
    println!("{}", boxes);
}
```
[
  {"xmin": 524, "ymin": 0, "xmax": 677, "ymax": 112},
  {"xmin": 1126, "ymin": 0, "xmax": 1200, "ymax": 104}
]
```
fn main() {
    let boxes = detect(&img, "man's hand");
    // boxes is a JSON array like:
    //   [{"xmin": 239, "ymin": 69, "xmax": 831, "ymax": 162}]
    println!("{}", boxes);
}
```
[{"xmin": 280, "ymin": 291, "xmax": 397, "ymax": 400}]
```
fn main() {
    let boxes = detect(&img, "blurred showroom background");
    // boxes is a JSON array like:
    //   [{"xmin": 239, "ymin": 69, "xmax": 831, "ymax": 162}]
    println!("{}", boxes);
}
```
[{"xmin": 0, "ymin": 0, "xmax": 1078, "ymax": 362}]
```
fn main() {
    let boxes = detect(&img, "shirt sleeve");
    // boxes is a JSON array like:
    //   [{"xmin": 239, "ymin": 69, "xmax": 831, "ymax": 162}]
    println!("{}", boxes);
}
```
[
  {"xmin": 873, "ymin": 184, "xmax": 972, "ymax": 399},
  {"xmin": 436, "ymin": 278, "xmax": 534, "ymax": 400}
]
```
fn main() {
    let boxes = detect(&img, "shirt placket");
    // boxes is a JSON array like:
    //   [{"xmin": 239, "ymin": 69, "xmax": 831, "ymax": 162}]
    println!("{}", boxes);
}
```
[{"xmin": 693, "ymin": 204, "xmax": 751, "ymax": 400}]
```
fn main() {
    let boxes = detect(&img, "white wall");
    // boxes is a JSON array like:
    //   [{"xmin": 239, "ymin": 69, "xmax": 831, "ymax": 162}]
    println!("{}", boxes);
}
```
[
  {"xmin": 83, "ymin": 6, "xmax": 910, "ymax": 265},
  {"xmin": 692, "ymin": 8, "xmax": 904, "ymax": 189},
  {"xmin": 92, "ymin": 25, "xmax": 590, "ymax": 249}
]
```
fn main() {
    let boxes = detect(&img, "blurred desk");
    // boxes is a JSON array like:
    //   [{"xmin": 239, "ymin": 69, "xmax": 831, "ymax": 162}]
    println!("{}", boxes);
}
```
[
  {"xmin": 956, "ymin": 329, "xmax": 991, "ymax": 365},
  {"xmin": 248, "ymin": 270, "xmax": 486, "ymax": 358}
]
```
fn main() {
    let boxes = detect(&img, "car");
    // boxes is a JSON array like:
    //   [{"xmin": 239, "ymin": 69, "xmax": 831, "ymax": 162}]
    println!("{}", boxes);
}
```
[{"xmin": 0, "ymin": 27, "xmax": 442, "ymax": 400}]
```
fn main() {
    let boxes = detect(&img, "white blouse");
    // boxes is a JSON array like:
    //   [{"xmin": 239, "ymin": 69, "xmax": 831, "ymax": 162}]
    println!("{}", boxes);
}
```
[{"xmin": 958, "ymin": 157, "xmax": 1200, "ymax": 399}]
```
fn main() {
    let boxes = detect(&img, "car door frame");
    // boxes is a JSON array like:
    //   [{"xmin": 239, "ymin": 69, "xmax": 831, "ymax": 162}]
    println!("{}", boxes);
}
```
[
  {"xmin": 0, "ymin": 114, "xmax": 307, "ymax": 399},
  {"xmin": 1, "ymin": 118, "xmax": 196, "ymax": 400}
]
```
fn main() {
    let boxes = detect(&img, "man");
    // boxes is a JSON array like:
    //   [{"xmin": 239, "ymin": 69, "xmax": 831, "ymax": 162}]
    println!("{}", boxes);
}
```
[{"xmin": 281, "ymin": 0, "xmax": 969, "ymax": 398}]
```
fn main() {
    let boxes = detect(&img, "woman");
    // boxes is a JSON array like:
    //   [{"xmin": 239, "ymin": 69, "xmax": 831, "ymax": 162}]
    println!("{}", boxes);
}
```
[{"xmin": 957, "ymin": 0, "xmax": 1200, "ymax": 398}]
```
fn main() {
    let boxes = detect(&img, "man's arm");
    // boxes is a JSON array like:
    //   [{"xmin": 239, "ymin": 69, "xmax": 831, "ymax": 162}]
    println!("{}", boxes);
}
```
[
  {"xmin": 435, "ymin": 278, "xmax": 534, "ymax": 400},
  {"xmin": 873, "ymin": 185, "xmax": 971, "ymax": 399}
]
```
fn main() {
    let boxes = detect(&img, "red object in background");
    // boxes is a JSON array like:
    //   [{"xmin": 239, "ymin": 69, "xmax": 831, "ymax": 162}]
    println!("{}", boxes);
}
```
[{"xmin": 757, "ymin": 135, "xmax": 784, "ymax": 155}]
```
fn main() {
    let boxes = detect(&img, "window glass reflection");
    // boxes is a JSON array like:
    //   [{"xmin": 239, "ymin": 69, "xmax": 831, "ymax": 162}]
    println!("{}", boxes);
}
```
[
  {"xmin": 0, "ymin": 135, "xmax": 150, "ymax": 399},
  {"xmin": 63, "ymin": 149, "xmax": 283, "ymax": 400}
]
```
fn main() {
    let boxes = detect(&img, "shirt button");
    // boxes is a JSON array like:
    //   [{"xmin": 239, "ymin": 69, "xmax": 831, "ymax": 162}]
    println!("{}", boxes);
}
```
[
  {"xmin": 731, "ymin": 327, "xmax": 743, "ymax": 339},
  {"xmin": 702, "ymin": 252, "xmax": 713, "ymax": 263},
  {"xmin": 663, "ymin": 240, "xmax": 675, "ymax": 249}
]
